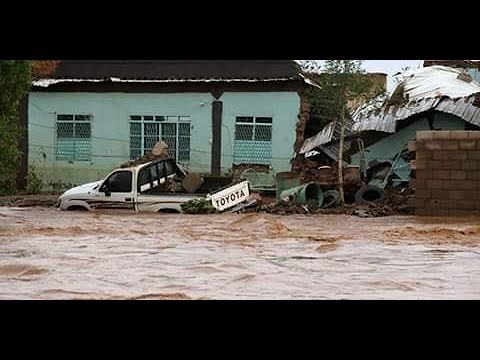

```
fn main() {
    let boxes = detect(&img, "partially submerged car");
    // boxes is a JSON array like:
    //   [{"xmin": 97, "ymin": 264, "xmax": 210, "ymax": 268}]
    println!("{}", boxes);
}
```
[{"xmin": 57, "ymin": 157, "xmax": 250, "ymax": 213}]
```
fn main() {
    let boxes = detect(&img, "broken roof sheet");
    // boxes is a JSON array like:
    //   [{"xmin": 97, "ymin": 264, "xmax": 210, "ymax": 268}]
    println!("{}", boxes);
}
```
[
  {"xmin": 397, "ymin": 66, "xmax": 480, "ymax": 101},
  {"xmin": 352, "ymin": 66, "xmax": 480, "ymax": 133},
  {"xmin": 352, "ymin": 96, "xmax": 480, "ymax": 133},
  {"xmin": 299, "ymin": 118, "xmax": 354, "ymax": 154}
]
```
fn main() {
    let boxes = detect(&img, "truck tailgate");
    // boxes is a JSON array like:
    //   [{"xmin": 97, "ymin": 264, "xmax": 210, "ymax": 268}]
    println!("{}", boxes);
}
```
[{"xmin": 207, "ymin": 180, "xmax": 250, "ymax": 211}]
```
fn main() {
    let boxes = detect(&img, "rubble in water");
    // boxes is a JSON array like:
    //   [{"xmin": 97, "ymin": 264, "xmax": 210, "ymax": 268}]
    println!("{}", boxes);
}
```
[{"xmin": 244, "ymin": 186, "xmax": 414, "ymax": 218}]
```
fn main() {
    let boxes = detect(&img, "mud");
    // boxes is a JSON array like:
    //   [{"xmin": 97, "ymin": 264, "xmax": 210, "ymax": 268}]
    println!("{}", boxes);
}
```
[
  {"xmin": 0, "ymin": 264, "xmax": 48, "ymax": 280},
  {"xmin": 0, "ymin": 195, "xmax": 58, "ymax": 208},
  {"xmin": 0, "ymin": 207, "xmax": 479, "ymax": 299}
]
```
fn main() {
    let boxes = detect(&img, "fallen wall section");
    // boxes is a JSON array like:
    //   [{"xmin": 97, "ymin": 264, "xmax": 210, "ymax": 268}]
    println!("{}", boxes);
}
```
[{"xmin": 412, "ymin": 131, "xmax": 480, "ymax": 216}]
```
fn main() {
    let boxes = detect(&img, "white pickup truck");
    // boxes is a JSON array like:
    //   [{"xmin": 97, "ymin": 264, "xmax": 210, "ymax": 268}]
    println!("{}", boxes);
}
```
[{"xmin": 57, "ymin": 157, "xmax": 250, "ymax": 213}]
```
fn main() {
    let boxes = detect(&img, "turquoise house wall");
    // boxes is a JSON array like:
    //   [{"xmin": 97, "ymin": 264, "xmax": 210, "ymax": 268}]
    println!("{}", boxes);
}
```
[
  {"xmin": 350, "ymin": 113, "xmax": 467, "ymax": 165},
  {"xmin": 219, "ymin": 92, "xmax": 300, "ymax": 173},
  {"xmin": 28, "ymin": 91, "xmax": 300, "ymax": 188}
]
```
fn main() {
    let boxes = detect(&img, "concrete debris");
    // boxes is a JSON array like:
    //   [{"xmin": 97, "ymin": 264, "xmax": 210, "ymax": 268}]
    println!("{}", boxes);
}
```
[
  {"xmin": 181, "ymin": 172, "xmax": 204, "ymax": 194},
  {"xmin": 120, "ymin": 153, "xmax": 171, "ymax": 168},
  {"xmin": 151, "ymin": 141, "xmax": 169, "ymax": 157},
  {"xmin": 120, "ymin": 141, "xmax": 172, "ymax": 168}
]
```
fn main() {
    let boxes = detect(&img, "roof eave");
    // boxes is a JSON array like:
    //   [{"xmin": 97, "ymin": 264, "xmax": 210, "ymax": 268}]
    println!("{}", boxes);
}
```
[{"xmin": 32, "ymin": 77, "xmax": 301, "ymax": 88}]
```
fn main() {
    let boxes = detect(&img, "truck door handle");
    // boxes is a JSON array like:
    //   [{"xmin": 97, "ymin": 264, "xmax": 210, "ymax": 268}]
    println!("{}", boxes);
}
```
[{"xmin": 125, "ymin": 197, "xmax": 132, "ymax": 202}]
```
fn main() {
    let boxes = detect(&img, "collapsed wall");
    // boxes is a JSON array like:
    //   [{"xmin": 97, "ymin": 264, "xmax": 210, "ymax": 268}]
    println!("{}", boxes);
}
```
[{"xmin": 412, "ymin": 131, "xmax": 480, "ymax": 216}]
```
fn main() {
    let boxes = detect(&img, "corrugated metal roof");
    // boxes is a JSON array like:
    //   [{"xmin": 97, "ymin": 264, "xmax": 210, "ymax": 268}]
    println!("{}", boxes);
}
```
[
  {"xmin": 436, "ymin": 96, "xmax": 480, "ymax": 127},
  {"xmin": 352, "ymin": 96, "xmax": 480, "ymax": 133},
  {"xmin": 300, "ymin": 121, "xmax": 336, "ymax": 154},
  {"xmin": 352, "ymin": 66, "xmax": 480, "ymax": 133},
  {"xmin": 395, "ymin": 66, "xmax": 480, "ymax": 102},
  {"xmin": 299, "ymin": 118, "xmax": 354, "ymax": 154},
  {"xmin": 352, "ymin": 98, "xmax": 441, "ymax": 133}
]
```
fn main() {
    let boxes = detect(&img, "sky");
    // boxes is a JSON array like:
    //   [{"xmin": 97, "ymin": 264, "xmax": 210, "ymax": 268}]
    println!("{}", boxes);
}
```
[
  {"xmin": 361, "ymin": 60, "xmax": 424, "ymax": 92},
  {"xmin": 301, "ymin": 60, "xmax": 424, "ymax": 93}
]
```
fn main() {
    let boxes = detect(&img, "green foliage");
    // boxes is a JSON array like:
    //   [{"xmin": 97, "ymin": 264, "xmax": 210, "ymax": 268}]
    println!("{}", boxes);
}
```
[
  {"xmin": 25, "ymin": 164, "xmax": 43, "ymax": 194},
  {"xmin": 0, "ymin": 61, "xmax": 32, "ymax": 195},
  {"xmin": 301, "ymin": 60, "xmax": 383, "ymax": 129},
  {"xmin": 181, "ymin": 198, "xmax": 217, "ymax": 214}
]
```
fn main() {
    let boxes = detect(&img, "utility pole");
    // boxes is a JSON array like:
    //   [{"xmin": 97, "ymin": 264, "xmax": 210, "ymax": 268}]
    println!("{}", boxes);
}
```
[{"xmin": 337, "ymin": 101, "xmax": 346, "ymax": 205}]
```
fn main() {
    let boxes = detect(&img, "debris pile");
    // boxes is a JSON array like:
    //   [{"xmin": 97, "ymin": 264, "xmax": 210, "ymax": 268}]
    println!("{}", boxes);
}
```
[
  {"xmin": 383, "ymin": 187, "xmax": 415, "ymax": 215},
  {"xmin": 259, "ymin": 198, "xmax": 319, "ymax": 215},
  {"xmin": 236, "ymin": 185, "xmax": 413, "ymax": 218},
  {"xmin": 120, "ymin": 141, "xmax": 170, "ymax": 168},
  {"xmin": 120, "ymin": 153, "xmax": 170, "ymax": 168},
  {"xmin": 180, "ymin": 198, "xmax": 217, "ymax": 214}
]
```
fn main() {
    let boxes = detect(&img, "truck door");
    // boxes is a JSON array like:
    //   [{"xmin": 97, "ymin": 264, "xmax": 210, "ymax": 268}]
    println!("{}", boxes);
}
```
[{"xmin": 96, "ymin": 170, "xmax": 136, "ymax": 210}]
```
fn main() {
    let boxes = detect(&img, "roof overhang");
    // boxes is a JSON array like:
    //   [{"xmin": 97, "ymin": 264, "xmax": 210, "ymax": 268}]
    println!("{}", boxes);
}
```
[{"xmin": 32, "ymin": 76, "xmax": 301, "ymax": 88}]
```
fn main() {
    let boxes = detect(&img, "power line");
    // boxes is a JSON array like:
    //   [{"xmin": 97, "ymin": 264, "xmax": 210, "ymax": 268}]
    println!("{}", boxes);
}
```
[
  {"xmin": 30, "ymin": 122, "xmax": 131, "ymax": 144},
  {"xmin": 29, "ymin": 143, "xmax": 293, "ymax": 162}
]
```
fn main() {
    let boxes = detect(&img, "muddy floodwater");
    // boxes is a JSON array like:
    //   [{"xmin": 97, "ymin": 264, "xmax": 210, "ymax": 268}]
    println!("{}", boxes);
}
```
[{"xmin": 0, "ymin": 206, "xmax": 479, "ymax": 299}]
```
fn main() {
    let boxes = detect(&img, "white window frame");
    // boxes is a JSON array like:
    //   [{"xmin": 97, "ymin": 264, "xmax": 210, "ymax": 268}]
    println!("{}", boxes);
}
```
[
  {"xmin": 129, "ymin": 115, "xmax": 191, "ymax": 162},
  {"xmin": 234, "ymin": 116, "xmax": 273, "ymax": 142}
]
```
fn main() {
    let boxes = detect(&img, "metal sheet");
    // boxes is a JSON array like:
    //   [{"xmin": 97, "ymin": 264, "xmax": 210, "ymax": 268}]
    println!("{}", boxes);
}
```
[
  {"xmin": 352, "ymin": 65, "xmax": 480, "ymax": 133},
  {"xmin": 352, "ymin": 96, "xmax": 480, "ymax": 133},
  {"xmin": 300, "ymin": 117, "xmax": 355, "ymax": 154},
  {"xmin": 299, "ymin": 122, "xmax": 335, "ymax": 154}
]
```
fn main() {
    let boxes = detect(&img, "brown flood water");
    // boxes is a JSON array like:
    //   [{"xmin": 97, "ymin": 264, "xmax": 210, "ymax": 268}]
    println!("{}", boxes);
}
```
[{"xmin": 0, "ymin": 206, "xmax": 479, "ymax": 299}]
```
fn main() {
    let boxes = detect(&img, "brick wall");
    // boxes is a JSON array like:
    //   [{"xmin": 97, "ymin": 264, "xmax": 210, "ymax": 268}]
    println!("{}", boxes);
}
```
[{"xmin": 411, "ymin": 131, "xmax": 480, "ymax": 216}]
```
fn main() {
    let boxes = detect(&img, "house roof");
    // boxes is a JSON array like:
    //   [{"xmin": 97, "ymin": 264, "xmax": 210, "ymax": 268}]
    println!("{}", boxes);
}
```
[
  {"xmin": 33, "ymin": 60, "xmax": 303, "ymax": 87},
  {"xmin": 351, "ymin": 66, "xmax": 480, "ymax": 133}
]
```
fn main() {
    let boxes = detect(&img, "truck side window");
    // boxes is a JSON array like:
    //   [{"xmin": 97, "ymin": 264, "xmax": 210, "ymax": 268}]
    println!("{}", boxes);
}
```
[
  {"xmin": 105, "ymin": 171, "xmax": 132, "ymax": 193},
  {"xmin": 165, "ymin": 160, "xmax": 175, "ymax": 176},
  {"xmin": 150, "ymin": 164, "xmax": 159, "ymax": 182},
  {"xmin": 156, "ymin": 162, "xmax": 166, "ymax": 179},
  {"xmin": 138, "ymin": 168, "xmax": 150, "ymax": 192}
]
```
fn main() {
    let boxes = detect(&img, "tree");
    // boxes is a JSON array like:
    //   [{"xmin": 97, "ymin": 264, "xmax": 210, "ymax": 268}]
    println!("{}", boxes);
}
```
[
  {"xmin": 0, "ymin": 61, "xmax": 32, "ymax": 194},
  {"xmin": 300, "ymin": 60, "xmax": 380, "ymax": 204},
  {"xmin": 0, "ymin": 60, "xmax": 59, "ymax": 194}
]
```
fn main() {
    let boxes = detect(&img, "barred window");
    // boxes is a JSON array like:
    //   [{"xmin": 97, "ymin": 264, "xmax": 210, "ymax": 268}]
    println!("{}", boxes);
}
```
[
  {"xmin": 235, "ymin": 117, "xmax": 272, "ymax": 142},
  {"xmin": 129, "ymin": 115, "xmax": 191, "ymax": 162},
  {"xmin": 233, "ymin": 116, "xmax": 273, "ymax": 165},
  {"xmin": 56, "ymin": 114, "xmax": 92, "ymax": 161}
]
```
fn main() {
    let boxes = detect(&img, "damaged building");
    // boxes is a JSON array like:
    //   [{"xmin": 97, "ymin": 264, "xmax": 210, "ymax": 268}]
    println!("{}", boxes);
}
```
[
  {"xmin": 296, "ymin": 64, "xmax": 480, "ymax": 189},
  {"xmin": 349, "ymin": 64, "xmax": 480, "ymax": 186}
]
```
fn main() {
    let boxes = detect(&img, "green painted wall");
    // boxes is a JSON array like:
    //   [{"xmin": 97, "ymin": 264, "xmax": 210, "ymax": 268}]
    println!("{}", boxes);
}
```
[
  {"xmin": 219, "ymin": 92, "xmax": 300, "ymax": 173},
  {"xmin": 28, "ymin": 91, "xmax": 300, "ymax": 189},
  {"xmin": 351, "ymin": 113, "xmax": 467, "ymax": 165}
]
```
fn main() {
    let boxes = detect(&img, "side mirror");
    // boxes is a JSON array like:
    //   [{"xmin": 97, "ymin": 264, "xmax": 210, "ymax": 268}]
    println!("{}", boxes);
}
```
[{"xmin": 100, "ymin": 183, "xmax": 111, "ymax": 197}]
